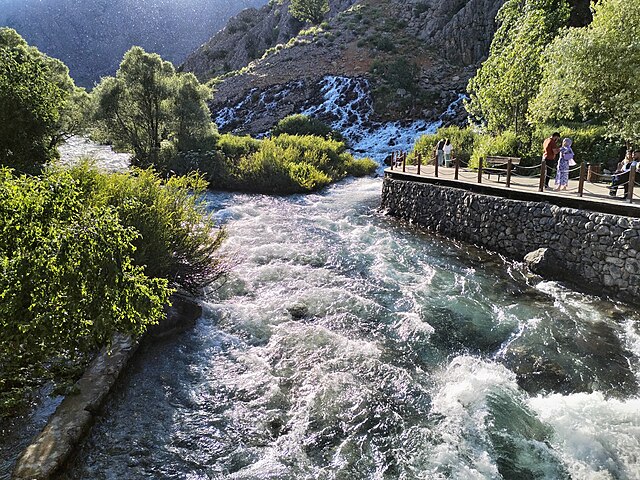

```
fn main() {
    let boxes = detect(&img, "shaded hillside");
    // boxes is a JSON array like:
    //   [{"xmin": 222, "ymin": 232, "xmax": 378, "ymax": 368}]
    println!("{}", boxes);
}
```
[{"xmin": 0, "ymin": 0, "xmax": 267, "ymax": 87}]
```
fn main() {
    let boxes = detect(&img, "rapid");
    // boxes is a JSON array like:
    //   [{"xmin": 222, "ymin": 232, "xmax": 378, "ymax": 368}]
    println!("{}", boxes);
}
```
[
  {"xmin": 60, "ymin": 177, "xmax": 640, "ymax": 479},
  {"xmin": 2, "ymin": 76, "xmax": 640, "ymax": 480}
]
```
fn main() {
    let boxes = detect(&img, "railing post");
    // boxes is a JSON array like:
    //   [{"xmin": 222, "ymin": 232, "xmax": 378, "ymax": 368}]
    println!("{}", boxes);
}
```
[
  {"xmin": 417, "ymin": 153, "xmax": 421, "ymax": 175},
  {"xmin": 628, "ymin": 165, "xmax": 636, "ymax": 203},
  {"xmin": 477, "ymin": 157, "xmax": 483, "ymax": 184},
  {"xmin": 506, "ymin": 158, "xmax": 513, "ymax": 188},
  {"xmin": 539, "ymin": 159, "xmax": 546, "ymax": 192},
  {"xmin": 578, "ymin": 161, "xmax": 586, "ymax": 197},
  {"xmin": 434, "ymin": 152, "xmax": 439, "ymax": 178},
  {"xmin": 402, "ymin": 151, "xmax": 406, "ymax": 173},
  {"xmin": 454, "ymin": 156, "xmax": 459, "ymax": 180}
]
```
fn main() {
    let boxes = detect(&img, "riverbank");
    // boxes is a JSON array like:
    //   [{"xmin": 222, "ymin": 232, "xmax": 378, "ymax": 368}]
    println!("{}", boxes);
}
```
[
  {"xmin": 11, "ymin": 295, "xmax": 202, "ymax": 480},
  {"xmin": 381, "ymin": 172, "xmax": 640, "ymax": 303}
]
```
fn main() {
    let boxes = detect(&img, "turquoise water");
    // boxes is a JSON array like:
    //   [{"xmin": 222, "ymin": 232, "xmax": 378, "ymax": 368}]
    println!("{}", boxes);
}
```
[{"xmin": 58, "ymin": 177, "xmax": 640, "ymax": 479}]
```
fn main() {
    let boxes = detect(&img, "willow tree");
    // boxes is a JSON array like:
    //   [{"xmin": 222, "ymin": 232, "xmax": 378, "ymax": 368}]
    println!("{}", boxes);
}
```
[
  {"xmin": 0, "ymin": 28, "xmax": 76, "ymax": 173},
  {"xmin": 289, "ymin": 0, "xmax": 330, "ymax": 24},
  {"xmin": 465, "ymin": 0, "xmax": 570, "ymax": 134},
  {"xmin": 93, "ymin": 47, "xmax": 216, "ymax": 168},
  {"xmin": 530, "ymin": 0, "xmax": 640, "ymax": 142}
]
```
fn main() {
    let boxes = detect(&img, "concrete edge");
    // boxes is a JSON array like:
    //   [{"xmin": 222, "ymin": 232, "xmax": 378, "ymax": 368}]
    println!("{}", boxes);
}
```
[{"xmin": 11, "ymin": 295, "xmax": 202, "ymax": 480}]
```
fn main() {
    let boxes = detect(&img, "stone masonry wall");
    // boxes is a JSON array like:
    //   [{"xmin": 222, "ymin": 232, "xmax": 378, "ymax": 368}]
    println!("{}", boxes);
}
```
[{"xmin": 381, "ymin": 178, "xmax": 640, "ymax": 299}]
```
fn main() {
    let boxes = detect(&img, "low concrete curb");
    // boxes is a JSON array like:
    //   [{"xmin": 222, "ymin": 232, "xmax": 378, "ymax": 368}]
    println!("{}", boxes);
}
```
[{"xmin": 12, "ymin": 295, "xmax": 202, "ymax": 480}]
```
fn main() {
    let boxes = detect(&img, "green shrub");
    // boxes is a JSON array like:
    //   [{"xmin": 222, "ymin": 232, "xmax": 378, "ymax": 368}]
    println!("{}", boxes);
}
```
[
  {"xmin": 272, "ymin": 114, "xmax": 344, "ymax": 142},
  {"xmin": 67, "ymin": 163, "xmax": 226, "ymax": 292},
  {"xmin": 411, "ymin": 126, "xmax": 478, "ymax": 166},
  {"xmin": 528, "ymin": 124, "xmax": 620, "ymax": 168},
  {"xmin": 469, "ymin": 130, "xmax": 519, "ymax": 169},
  {"xmin": 189, "ymin": 133, "xmax": 376, "ymax": 194},
  {"xmin": 0, "ymin": 168, "xmax": 167, "ymax": 413},
  {"xmin": 217, "ymin": 133, "xmax": 261, "ymax": 159}
]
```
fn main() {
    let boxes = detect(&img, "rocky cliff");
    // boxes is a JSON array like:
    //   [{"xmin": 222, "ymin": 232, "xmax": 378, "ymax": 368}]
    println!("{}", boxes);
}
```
[
  {"xmin": 182, "ymin": 0, "xmax": 594, "ymax": 142},
  {"xmin": 182, "ymin": 0, "xmax": 506, "ymax": 137},
  {"xmin": 0, "ymin": 0, "xmax": 267, "ymax": 88}
]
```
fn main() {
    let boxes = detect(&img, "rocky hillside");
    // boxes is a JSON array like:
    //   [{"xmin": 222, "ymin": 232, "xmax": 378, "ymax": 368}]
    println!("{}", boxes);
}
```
[
  {"xmin": 182, "ymin": 0, "xmax": 505, "ymax": 137},
  {"xmin": 182, "ymin": 0, "xmax": 593, "ymax": 142},
  {"xmin": 0, "ymin": 0, "xmax": 267, "ymax": 88}
]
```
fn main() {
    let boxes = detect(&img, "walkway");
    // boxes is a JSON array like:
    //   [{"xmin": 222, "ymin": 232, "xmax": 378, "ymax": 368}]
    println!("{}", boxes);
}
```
[{"xmin": 385, "ymin": 164, "xmax": 640, "ymax": 218}]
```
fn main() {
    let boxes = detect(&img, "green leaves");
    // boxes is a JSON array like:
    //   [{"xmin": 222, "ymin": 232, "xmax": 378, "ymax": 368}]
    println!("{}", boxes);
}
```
[
  {"xmin": 0, "ymin": 165, "xmax": 226, "ymax": 414},
  {"xmin": 466, "ymin": 0, "xmax": 571, "ymax": 134},
  {"xmin": 531, "ymin": 0, "xmax": 640, "ymax": 141},
  {"xmin": 289, "ymin": 0, "xmax": 330, "ymax": 25},
  {"xmin": 92, "ymin": 47, "xmax": 217, "ymax": 168}
]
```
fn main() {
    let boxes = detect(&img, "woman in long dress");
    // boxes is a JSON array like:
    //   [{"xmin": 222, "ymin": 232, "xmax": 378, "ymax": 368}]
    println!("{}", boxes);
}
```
[{"xmin": 555, "ymin": 137, "xmax": 574, "ymax": 191}]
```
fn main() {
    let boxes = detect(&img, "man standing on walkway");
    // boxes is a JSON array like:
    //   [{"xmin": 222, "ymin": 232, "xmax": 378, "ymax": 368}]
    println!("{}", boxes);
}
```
[{"xmin": 543, "ymin": 132, "xmax": 561, "ymax": 189}]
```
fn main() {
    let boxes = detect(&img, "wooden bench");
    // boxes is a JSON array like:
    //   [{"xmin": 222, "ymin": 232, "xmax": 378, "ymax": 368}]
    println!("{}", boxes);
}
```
[{"xmin": 484, "ymin": 156, "xmax": 521, "ymax": 182}]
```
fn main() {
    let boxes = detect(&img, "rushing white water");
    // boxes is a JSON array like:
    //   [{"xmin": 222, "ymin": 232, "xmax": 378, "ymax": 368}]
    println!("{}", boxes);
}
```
[
  {"xmin": 54, "ymin": 176, "xmax": 640, "ymax": 480},
  {"xmin": 4, "ymin": 80, "xmax": 640, "ymax": 480}
]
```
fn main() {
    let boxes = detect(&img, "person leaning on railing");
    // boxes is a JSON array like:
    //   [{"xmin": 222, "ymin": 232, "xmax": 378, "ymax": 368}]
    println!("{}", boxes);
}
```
[{"xmin": 609, "ymin": 150, "xmax": 640, "ymax": 198}]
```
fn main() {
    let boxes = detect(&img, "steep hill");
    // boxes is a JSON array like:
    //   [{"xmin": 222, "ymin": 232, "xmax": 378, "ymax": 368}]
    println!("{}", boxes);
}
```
[
  {"xmin": 0, "ymin": 0, "xmax": 267, "ymax": 88},
  {"xmin": 182, "ymin": 0, "xmax": 593, "ymax": 143}
]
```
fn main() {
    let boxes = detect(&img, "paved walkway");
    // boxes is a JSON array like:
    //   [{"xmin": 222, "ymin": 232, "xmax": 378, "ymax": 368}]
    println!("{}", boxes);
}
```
[{"xmin": 385, "ymin": 164, "xmax": 640, "ymax": 216}]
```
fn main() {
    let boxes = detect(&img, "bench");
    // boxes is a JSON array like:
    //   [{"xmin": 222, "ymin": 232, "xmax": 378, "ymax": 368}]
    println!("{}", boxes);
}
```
[{"xmin": 483, "ymin": 156, "xmax": 521, "ymax": 182}]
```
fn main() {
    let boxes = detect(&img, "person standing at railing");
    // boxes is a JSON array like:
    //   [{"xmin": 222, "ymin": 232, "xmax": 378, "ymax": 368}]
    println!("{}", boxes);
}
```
[
  {"xmin": 443, "ymin": 139, "xmax": 453, "ymax": 167},
  {"xmin": 543, "ymin": 132, "xmax": 561, "ymax": 189},
  {"xmin": 554, "ymin": 138, "xmax": 574, "ymax": 191},
  {"xmin": 435, "ymin": 139, "xmax": 445, "ymax": 166}
]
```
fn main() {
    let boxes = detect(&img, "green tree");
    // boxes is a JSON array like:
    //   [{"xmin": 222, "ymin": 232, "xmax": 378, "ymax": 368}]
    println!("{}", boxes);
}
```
[
  {"xmin": 0, "ymin": 168, "xmax": 169, "ymax": 411},
  {"xmin": 465, "ymin": 0, "xmax": 570, "ymax": 134},
  {"xmin": 530, "ymin": 0, "xmax": 640, "ymax": 141},
  {"xmin": 93, "ymin": 47, "xmax": 216, "ymax": 168},
  {"xmin": 289, "ymin": 0, "xmax": 330, "ymax": 24},
  {"xmin": 0, "ymin": 28, "xmax": 67, "ymax": 173}
]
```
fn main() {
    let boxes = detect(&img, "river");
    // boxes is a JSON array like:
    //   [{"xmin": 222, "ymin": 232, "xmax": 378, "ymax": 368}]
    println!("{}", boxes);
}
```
[
  {"xmin": 54, "ymin": 176, "xmax": 640, "ymax": 479},
  {"xmin": 3, "ymin": 77, "xmax": 640, "ymax": 478}
]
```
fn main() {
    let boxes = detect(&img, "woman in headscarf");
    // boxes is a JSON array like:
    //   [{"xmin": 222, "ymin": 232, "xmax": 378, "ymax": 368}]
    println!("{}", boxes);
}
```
[{"xmin": 555, "ymin": 137, "xmax": 574, "ymax": 191}]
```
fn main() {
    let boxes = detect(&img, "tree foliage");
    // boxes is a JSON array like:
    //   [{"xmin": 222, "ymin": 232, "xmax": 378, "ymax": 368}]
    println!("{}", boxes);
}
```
[
  {"xmin": 530, "ymin": 0, "xmax": 640, "ymax": 141},
  {"xmin": 92, "ymin": 47, "xmax": 216, "ymax": 168},
  {"xmin": 0, "ymin": 165, "xmax": 226, "ymax": 413},
  {"xmin": 0, "ymin": 29, "xmax": 66, "ymax": 173},
  {"xmin": 466, "ymin": 0, "xmax": 570, "ymax": 134},
  {"xmin": 289, "ymin": 0, "xmax": 330, "ymax": 24},
  {"xmin": 0, "ymin": 28, "xmax": 89, "ymax": 174}
]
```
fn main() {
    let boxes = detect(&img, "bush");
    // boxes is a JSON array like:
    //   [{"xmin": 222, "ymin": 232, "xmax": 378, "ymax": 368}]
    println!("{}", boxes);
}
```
[
  {"xmin": 272, "ymin": 114, "xmax": 344, "ymax": 142},
  {"xmin": 411, "ymin": 126, "xmax": 478, "ymax": 166},
  {"xmin": 528, "ymin": 124, "xmax": 620, "ymax": 168},
  {"xmin": 469, "ymin": 130, "xmax": 519, "ymax": 169},
  {"xmin": 216, "ymin": 133, "xmax": 261, "ymax": 159},
  {"xmin": 189, "ymin": 133, "xmax": 376, "ymax": 194},
  {"xmin": 0, "ymin": 168, "xmax": 166, "ymax": 413},
  {"xmin": 67, "ymin": 163, "xmax": 226, "ymax": 293}
]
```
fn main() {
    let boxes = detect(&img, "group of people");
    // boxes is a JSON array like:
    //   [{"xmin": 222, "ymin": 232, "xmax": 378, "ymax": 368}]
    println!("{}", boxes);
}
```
[
  {"xmin": 435, "ymin": 139, "xmax": 454, "ymax": 167},
  {"xmin": 542, "ymin": 132, "xmax": 575, "ymax": 191}
]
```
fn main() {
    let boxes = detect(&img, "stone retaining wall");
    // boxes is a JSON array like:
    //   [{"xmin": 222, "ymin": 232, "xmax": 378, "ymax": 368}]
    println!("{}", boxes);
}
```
[{"xmin": 381, "ymin": 177, "xmax": 640, "ymax": 299}]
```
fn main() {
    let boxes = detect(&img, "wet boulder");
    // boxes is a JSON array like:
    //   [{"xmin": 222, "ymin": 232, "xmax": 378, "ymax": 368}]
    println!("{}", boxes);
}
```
[{"xmin": 524, "ymin": 248, "xmax": 566, "ymax": 281}]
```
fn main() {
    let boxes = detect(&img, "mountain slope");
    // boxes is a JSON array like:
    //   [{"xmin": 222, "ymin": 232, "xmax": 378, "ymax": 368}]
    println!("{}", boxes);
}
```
[
  {"xmin": 0, "ymin": 0, "xmax": 268, "ymax": 87},
  {"xmin": 182, "ymin": 0, "xmax": 505, "ymax": 137}
]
